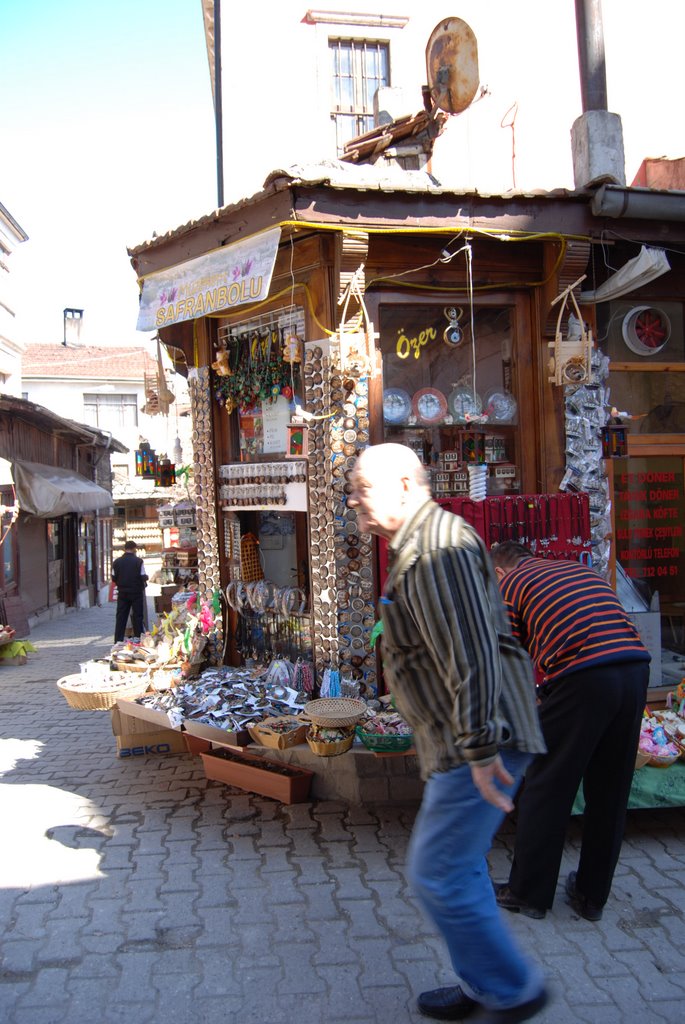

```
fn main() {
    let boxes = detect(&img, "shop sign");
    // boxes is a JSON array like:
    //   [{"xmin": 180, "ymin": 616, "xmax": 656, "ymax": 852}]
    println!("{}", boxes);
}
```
[
  {"xmin": 262, "ymin": 395, "xmax": 291, "ymax": 454},
  {"xmin": 136, "ymin": 227, "xmax": 281, "ymax": 331},
  {"xmin": 614, "ymin": 457, "xmax": 685, "ymax": 593}
]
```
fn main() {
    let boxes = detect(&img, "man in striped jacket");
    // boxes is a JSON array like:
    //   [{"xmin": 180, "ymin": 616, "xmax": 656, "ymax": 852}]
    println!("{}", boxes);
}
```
[
  {"xmin": 349, "ymin": 445, "xmax": 547, "ymax": 1024},
  {"xmin": 491, "ymin": 542, "xmax": 650, "ymax": 923}
]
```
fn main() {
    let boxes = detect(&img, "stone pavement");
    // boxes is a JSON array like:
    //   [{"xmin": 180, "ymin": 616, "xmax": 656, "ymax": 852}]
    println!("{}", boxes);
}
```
[{"xmin": 0, "ymin": 604, "xmax": 684, "ymax": 1024}]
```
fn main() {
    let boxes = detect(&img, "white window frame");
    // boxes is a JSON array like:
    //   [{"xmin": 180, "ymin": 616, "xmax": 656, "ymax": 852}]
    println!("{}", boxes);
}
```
[
  {"xmin": 83, "ymin": 392, "xmax": 138, "ymax": 430},
  {"xmin": 329, "ymin": 37, "xmax": 391, "ymax": 153}
]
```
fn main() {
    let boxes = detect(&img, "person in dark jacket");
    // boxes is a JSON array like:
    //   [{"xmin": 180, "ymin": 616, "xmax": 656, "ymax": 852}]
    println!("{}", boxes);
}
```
[
  {"xmin": 112, "ymin": 541, "xmax": 148, "ymax": 642},
  {"xmin": 491, "ymin": 542, "xmax": 650, "ymax": 922}
]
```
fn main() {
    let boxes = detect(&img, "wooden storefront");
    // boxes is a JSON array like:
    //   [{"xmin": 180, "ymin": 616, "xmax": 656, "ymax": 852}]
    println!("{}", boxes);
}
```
[
  {"xmin": 129, "ymin": 170, "xmax": 685, "ymax": 691},
  {"xmin": 0, "ymin": 395, "xmax": 127, "ymax": 628}
]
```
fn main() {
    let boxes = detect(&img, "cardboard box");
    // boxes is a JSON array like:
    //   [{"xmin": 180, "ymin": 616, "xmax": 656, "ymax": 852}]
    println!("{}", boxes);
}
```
[
  {"xmin": 116, "ymin": 696, "xmax": 182, "ymax": 731},
  {"xmin": 116, "ymin": 728, "xmax": 187, "ymax": 758},
  {"xmin": 183, "ymin": 718, "xmax": 251, "ymax": 747},
  {"xmin": 111, "ymin": 707, "xmax": 161, "ymax": 736}
]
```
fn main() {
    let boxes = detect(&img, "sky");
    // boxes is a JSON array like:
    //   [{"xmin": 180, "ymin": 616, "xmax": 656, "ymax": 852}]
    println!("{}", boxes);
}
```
[{"xmin": 2, "ymin": 0, "xmax": 217, "ymax": 350}]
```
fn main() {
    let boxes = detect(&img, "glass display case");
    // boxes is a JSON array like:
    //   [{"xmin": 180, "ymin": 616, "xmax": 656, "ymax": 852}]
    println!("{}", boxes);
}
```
[{"xmin": 380, "ymin": 303, "xmax": 521, "ymax": 496}]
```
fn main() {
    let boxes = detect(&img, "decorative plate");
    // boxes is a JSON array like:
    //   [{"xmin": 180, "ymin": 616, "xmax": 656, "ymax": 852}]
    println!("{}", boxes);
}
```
[
  {"xmin": 412, "ymin": 387, "xmax": 448, "ymax": 425},
  {"xmin": 448, "ymin": 386, "xmax": 482, "ymax": 422},
  {"xmin": 482, "ymin": 389, "xmax": 518, "ymax": 424},
  {"xmin": 383, "ymin": 388, "xmax": 412, "ymax": 424}
]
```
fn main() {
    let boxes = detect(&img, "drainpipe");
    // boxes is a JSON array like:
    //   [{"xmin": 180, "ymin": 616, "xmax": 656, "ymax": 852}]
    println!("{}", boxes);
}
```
[
  {"xmin": 214, "ymin": 0, "xmax": 224, "ymax": 208},
  {"xmin": 592, "ymin": 183, "xmax": 685, "ymax": 220},
  {"xmin": 571, "ymin": 0, "xmax": 625, "ymax": 188}
]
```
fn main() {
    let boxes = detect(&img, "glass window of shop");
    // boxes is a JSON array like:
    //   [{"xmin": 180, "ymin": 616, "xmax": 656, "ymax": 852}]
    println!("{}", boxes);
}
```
[
  {"xmin": 47, "ymin": 519, "xmax": 63, "ymax": 604},
  {"xmin": 379, "ymin": 303, "xmax": 522, "ymax": 497},
  {"xmin": 598, "ymin": 294, "xmax": 685, "ymax": 682},
  {"xmin": 612, "ymin": 449, "xmax": 685, "ymax": 684},
  {"xmin": 1, "ymin": 487, "xmax": 17, "ymax": 589}
]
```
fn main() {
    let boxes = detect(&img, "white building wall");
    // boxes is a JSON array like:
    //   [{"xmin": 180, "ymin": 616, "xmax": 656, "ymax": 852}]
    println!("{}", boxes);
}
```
[
  {"xmin": 21, "ymin": 375, "xmax": 191, "ymax": 479},
  {"xmin": 0, "ymin": 202, "xmax": 28, "ymax": 399},
  {"xmin": 217, "ymin": 1, "xmax": 685, "ymax": 204}
]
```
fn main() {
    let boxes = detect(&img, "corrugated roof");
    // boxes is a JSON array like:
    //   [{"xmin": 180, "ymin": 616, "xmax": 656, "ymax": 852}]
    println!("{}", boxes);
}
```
[
  {"xmin": 127, "ymin": 158, "xmax": 685, "ymax": 260},
  {"xmin": 126, "ymin": 160, "xmax": 590, "ymax": 258},
  {"xmin": 22, "ymin": 344, "xmax": 155, "ymax": 381},
  {"xmin": 0, "ymin": 393, "xmax": 128, "ymax": 452}
]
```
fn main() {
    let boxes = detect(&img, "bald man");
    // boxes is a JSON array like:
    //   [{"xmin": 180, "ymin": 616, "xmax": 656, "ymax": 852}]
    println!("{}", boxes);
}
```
[{"xmin": 349, "ymin": 444, "xmax": 548, "ymax": 1024}]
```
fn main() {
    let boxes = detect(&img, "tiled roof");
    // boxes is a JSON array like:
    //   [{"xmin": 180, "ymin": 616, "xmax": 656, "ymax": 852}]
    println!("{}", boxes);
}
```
[{"xmin": 22, "ymin": 344, "xmax": 156, "ymax": 381}]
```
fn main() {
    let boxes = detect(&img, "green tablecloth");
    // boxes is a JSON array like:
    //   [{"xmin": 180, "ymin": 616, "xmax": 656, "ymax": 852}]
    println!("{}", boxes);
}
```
[{"xmin": 572, "ymin": 760, "xmax": 685, "ymax": 815}]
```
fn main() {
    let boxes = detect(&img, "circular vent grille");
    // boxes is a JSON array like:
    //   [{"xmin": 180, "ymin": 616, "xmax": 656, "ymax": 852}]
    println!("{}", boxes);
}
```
[{"xmin": 622, "ymin": 306, "xmax": 671, "ymax": 356}]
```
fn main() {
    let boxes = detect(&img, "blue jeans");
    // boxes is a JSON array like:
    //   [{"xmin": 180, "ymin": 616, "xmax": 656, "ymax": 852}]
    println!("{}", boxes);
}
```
[{"xmin": 407, "ymin": 749, "xmax": 545, "ymax": 1011}]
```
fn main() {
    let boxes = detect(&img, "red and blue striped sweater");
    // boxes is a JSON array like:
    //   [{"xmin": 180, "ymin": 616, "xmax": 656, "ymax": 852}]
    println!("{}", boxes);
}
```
[{"xmin": 499, "ymin": 557, "xmax": 650, "ymax": 684}]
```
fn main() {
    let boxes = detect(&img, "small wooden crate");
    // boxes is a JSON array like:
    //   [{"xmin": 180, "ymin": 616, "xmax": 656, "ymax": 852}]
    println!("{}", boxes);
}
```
[{"xmin": 248, "ymin": 716, "xmax": 308, "ymax": 749}]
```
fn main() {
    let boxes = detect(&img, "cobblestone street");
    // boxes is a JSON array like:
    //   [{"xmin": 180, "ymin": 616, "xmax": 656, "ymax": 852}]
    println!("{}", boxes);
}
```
[{"xmin": 1, "ymin": 604, "xmax": 684, "ymax": 1023}]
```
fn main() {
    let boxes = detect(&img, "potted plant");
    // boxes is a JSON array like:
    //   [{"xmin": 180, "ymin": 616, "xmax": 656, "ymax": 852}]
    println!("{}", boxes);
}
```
[{"xmin": 200, "ymin": 747, "xmax": 314, "ymax": 803}]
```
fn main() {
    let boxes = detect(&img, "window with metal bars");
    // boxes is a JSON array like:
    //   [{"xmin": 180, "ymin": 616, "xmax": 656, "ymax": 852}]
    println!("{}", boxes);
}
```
[{"xmin": 329, "ymin": 38, "xmax": 390, "ymax": 154}]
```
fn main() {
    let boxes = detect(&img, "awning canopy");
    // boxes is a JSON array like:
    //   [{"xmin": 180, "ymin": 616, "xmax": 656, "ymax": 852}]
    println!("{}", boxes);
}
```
[{"xmin": 11, "ymin": 461, "xmax": 113, "ymax": 518}]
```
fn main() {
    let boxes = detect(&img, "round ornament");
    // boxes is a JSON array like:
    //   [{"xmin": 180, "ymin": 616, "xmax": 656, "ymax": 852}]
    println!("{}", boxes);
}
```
[{"xmin": 412, "ymin": 387, "xmax": 448, "ymax": 425}]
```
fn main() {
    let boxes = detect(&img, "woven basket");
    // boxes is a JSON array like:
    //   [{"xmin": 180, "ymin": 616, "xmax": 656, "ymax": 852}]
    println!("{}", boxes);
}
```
[
  {"xmin": 303, "ymin": 697, "xmax": 367, "ymax": 727},
  {"xmin": 113, "ymin": 660, "xmax": 149, "ymax": 674},
  {"xmin": 647, "ymin": 751, "xmax": 680, "ymax": 769},
  {"xmin": 306, "ymin": 731, "xmax": 355, "ymax": 757},
  {"xmin": 634, "ymin": 749, "xmax": 651, "ymax": 770},
  {"xmin": 355, "ymin": 726, "xmax": 414, "ymax": 753},
  {"xmin": 56, "ymin": 673, "xmax": 150, "ymax": 711},
  {"xmin": 248, "ymin": 716, "xmax": 308, "ymax": 749}
]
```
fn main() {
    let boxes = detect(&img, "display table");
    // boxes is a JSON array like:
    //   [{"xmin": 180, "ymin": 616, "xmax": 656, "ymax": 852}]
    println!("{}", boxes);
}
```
[{"xmin": 572, "ymin": 761, "xmax": 685, "ymax": 814}]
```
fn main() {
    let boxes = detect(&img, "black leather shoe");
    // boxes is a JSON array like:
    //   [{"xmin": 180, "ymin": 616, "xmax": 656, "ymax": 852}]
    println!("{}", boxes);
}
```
[
  {"xmin": 565, "ymin": 871, "xmax": 603, "ymax": 921},
  {"xmin": 493, "ymin": 883, "xmax": 546, "ymax": 920},
  {"xmin": 417, "ymin": 985, "xmax": 479, "ymax": 1020},
  {"xmin": 471, "ymin": 987, "xmax": 549, "ymax": 1023}
]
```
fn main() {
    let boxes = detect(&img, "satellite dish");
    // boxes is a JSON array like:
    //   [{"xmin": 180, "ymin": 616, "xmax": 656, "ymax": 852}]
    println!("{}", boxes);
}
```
[{"xmin": 426, "ymin": 17, "xmax": 479, "ymax": 115}]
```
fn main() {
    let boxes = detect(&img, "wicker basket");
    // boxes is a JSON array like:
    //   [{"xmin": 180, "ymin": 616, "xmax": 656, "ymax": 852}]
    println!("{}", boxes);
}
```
[
  {"xmin": 355, "ymin": 726, "xmax": 414, "ymax": 753},
  {"xmin": 306, "ymin": 730, "xmax": 355, "ymax": 757},
  {"xmin": 635, "ymin": 749, "xmax": 651, "ymax": 770},
  {"xmin": 56, "ymin": 673, "xmax": 150, "ymax": 711},
  {"xmin": 303, "ymin": 697, "xmax": 367, "ymax": 727},
  {"xmin": 113, "ymin": 660, "xmax": 150, "ymax": 674},
  {"xmin": 647, "ymin": 751, "xmax": 680, "ymax": 769},
  {"xmin": 248, "ymin": 716, "xmax": 308, "ymax": 749}
]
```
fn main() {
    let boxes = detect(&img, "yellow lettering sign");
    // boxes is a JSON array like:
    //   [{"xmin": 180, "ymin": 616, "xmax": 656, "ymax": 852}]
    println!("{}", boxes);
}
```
[{"xmin": 396, "ymin": 325, "xmax": 437, "ymax": 360}]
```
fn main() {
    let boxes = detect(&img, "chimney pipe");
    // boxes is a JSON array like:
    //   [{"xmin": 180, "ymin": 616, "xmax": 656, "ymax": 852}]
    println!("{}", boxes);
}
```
[
  {"xmin": 571, "ymin": 0, "xmax": 625, "ymax": 188},
  {"xmin": 575, "ymin": 0, "xmax": 608, "ymax": 111}
]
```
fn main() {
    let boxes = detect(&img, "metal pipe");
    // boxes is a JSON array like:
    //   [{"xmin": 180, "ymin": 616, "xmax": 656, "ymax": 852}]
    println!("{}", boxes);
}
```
[
  {"xmin": 214, "ymin": 0, "xmax": 224, "ymax": 208},
  {"xmin": 574, "ymin": 0, "xmax": 608, "ymax": 111}
]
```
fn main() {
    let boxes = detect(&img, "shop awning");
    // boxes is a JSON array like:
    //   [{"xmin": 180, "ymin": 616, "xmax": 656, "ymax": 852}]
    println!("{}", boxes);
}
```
[{"xmin": 11, "ymin": 461, "xmax": 114, "ymax": 517}]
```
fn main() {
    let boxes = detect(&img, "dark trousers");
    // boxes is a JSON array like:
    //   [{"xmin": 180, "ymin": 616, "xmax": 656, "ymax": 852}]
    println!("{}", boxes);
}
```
[
  {"xmin": 114, "ymin": 591, "xmax": 145, "ymax": 643},
  {"xmin": 508, "ymin": 660, "xmax": 649, "ymax": 910}
]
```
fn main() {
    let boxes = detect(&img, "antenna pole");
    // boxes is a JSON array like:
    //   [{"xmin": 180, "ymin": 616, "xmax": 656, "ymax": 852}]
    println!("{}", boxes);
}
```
[{"xmin": 214, "ymin": 0, "xmax": 224, "ymax": 208}]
